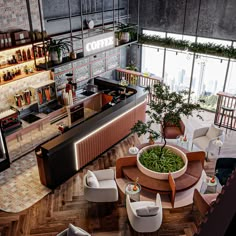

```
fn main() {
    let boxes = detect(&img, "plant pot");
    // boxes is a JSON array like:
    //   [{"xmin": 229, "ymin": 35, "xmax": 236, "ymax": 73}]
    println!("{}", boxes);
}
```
[
  {"xmin": 137, "ymin": 144, "xmax": 188, "ymax": 180},
  {"xmin": 50, "ymin": 51, "xmax": 62, "ymax": 64},
  {"xmin": 120, "ymin": 32, "xmax": 130, "ymax": 43}
]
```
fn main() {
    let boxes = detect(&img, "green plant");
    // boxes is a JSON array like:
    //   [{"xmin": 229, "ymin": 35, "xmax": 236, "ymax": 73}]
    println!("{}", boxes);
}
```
[
  {"xmin": 126, "ymin": 62, "xmax": 138, "ymax": 71},
  {"xmin": 139, "ymin": 33, "xmax": 236, "ymax": 59},
  {"xmin": 131, "ymin": 83, "xmax": 204, "ymax": 155},
  {"xmin": 139, "ymin": 146, "xmax": 184, "ymax": 173},
  {"xmin": 117, "ymin": 23, "xmax": 137, "ymax": 41},
  {"xmin": 46, "ymin": 38, "xmax": 71, "ymax": 61}
]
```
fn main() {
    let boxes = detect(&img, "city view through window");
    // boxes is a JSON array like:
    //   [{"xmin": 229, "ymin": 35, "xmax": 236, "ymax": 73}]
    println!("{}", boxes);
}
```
[{"xmin": 141, "ymin": 30, "xmax": 235, "ymax": 111}]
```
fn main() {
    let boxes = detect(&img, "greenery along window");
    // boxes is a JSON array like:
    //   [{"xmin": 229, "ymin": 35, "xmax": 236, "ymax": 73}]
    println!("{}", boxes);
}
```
[
  {"xmin": 139, "ymin": 33, "xmax": 235, "ymax": 58},
  {"xmin": 140, "ymin": 30, "xmax": 236, "ymax": 112}
]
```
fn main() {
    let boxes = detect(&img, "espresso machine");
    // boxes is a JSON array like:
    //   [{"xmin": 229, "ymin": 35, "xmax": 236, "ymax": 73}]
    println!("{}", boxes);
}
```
[
  {"xmin": 14, "ymin": 94, "xmax": 23, "ymax": 107},
  {"xmin": 65, "ymin": 73, "xmax": 77, "ymax": 97},
  {"xmin": 22, "ymin": 89, "xmax": 32, "ymax": 105}
]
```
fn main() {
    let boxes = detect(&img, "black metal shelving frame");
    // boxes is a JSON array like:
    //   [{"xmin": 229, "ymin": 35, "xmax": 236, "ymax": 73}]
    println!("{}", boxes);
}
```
[{"xmin": 32, "ymin": 0, "xmax": 139, "ymax": 71}]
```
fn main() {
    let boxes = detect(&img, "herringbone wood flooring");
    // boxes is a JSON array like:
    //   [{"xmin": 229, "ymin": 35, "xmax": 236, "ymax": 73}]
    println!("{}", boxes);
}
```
[{"xmin": 0, "ymin": 135, "xmax": 216, "ymax": 236}]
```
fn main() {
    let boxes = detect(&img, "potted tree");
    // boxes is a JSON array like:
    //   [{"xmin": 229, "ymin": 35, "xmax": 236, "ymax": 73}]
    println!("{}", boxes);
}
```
[
  {"xmin": 131, "ymin": 83, "xmax": 204, "ymax": 179},
  {"xmin": 46, "ymin": 38, "xmax": 71, "ymax": 64}
]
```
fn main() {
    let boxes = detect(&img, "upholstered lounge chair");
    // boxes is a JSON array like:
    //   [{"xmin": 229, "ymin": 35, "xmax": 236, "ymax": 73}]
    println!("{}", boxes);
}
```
[
  {"xmin": 192, "ymin": 124, "xmax": 224, "ymax": 158},
  {"xmin": 56, "ymin": 223, "xmax": 90, "ymax": 236},
  {"xmin": 126, "ymin": 193, "xmax": 163, "ymax": 233},
  {"xmin": 215, "ymin": 158, "xmax": 236, "ymax": 186},
  {"xmin": 192, "ymin": 188, "xmax": 219, "ymax": 218},
  {"xmin": 83, "ymin": 169, "xmax": 118, "ymax": 202}
]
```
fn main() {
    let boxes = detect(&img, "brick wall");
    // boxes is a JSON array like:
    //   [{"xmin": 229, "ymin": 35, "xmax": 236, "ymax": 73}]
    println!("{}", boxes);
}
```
[{"xmin": 0, "ymin": 0, "xmax": 42, "ymax": 32}]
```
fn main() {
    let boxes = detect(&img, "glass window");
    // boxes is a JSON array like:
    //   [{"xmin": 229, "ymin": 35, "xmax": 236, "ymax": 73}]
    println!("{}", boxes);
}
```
[
  {"xmin": 197, "ymin": 37, "xmax": 231, "ymax": 47},
  {"xmin": 183, "ymin": 35, "xmax": 196, "ymax": 42},
  {"xmin": 164, "ymin": 49, "xmax": 194, "ymax": 92},
  {"xmin": 143, "ymin": 29, "xmax": 166, "ymax": 38},
  {"xmin": 225, "ymin": 59, "xmax": 236, "ymax": 95},
  {"xmin": 167, "ymin": 33, "xmax": 183, "ymax": 40},
  {"xmin": 141, "ymin": 45, "xmax": 164, "ymax": 77},
  {"xmin": 191, "ymin": 54, "xmax": 228, "ymax": 111}
]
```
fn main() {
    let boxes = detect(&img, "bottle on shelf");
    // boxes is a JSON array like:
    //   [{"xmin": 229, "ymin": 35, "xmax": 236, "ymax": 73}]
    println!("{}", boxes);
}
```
[
  {"xmin": 12, "ymin": 55, "xmax": 18, "ymax": 64},
  {"xmin": 17, "ymin": 66, "xmax": 22, "ymax": 75},
  {"xmin": 11, "ymin": 69, "xmax": 15, "ymax": 78},
  {"xmin": 2, "ymin": 71, "xmax": 7, "ymax": 81},
  {"xmin": 22, "ymin": 49, "xmax": 27, "ymax": 61},
  {"xmin": 27, "ymin": 48, "xmax": 32, "ymax": 60},
  {"xmin": 38, "ymin": 47, "xmax": 43, "ymax": 57},
  {"xmin": 16, "ymin": 50, "xmax": 23, "ymax": 62}
]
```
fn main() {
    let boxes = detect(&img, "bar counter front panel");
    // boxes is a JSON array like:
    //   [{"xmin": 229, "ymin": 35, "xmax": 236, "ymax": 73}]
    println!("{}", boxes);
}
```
[{"xmin": 37, "ymin": 78, "xmax": 147, "ymax": 188}]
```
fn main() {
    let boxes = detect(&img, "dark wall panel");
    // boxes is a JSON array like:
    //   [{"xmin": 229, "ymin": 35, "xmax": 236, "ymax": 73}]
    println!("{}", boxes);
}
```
[
  {"xmin": 42, "ymin": 0, "xmax": 128, "ymax": 35},
  {"xmin": 131, "ymin": 0, "xmax": 236, "ymax": 40}
]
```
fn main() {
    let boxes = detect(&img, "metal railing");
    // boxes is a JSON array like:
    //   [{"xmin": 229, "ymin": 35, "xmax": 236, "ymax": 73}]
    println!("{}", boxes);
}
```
[{"xmin": 116, "ymin": 68, "xmax": 163, "ymax": 103}]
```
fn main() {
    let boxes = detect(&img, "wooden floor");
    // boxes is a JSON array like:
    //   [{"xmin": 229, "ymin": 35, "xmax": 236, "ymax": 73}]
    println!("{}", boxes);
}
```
[{"xmin": 0, "ymin": 134, "xmax": 216, "ymax": 236}]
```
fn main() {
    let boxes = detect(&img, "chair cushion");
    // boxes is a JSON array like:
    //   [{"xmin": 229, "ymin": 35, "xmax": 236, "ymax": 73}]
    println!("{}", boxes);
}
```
[
  {"xmin": 136, "ymin": 205, "xmax": 159, "ymax": 217},
  {"xmin": 99, "ymin": 179, "xmax": 117, "ymax": 189},
  {"xmin": 193, "ymin": 136, "xmax": 210, "ymax": 151},
  {"xmin": 202, "ymin": 193, "xmax": 218, "ymax": 205},
  {"xmin": 86, "ymin": 170, "xmax": 99, "ymax": 188},
  {"xmin": 67, "ymin": 224, "xmax": 89, "ymax": 236},
  {"xmin": 216, "ymin": 168, "xmax": 233, "ymax": 185},
  {"xmin": 206, "ymin": 125, "xmax": 221, "ymax": 140}
]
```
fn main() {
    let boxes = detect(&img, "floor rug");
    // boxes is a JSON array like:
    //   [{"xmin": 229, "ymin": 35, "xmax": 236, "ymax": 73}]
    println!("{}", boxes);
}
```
[{"xmin": 0, "ymin": 152, "xmax": 51, "ymax": 213}]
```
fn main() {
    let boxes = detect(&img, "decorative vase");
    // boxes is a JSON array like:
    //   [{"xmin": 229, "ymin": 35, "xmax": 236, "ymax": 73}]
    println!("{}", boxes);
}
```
[
  {"xmin": 50, "ymin": 51, "xmax": 62, "ymax": 64},
  {"xmin": 149, "ymin": 135, "xmax": 155, "ymax": 145},
  {"xmin": 120, "ymin": 32, "xmax": 130, "ymax": 43}
]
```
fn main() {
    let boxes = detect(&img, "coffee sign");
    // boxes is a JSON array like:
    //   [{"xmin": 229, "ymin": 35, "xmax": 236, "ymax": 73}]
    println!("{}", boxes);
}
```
[{"xmin": 83, "ymin": 32, "xmax": 115, "ymax": 56}]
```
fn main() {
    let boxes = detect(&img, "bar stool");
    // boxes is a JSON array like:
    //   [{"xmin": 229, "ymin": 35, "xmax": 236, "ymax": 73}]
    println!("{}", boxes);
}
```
[{"xmin": 218, "ymin": 106, "xmax": 235, "ymax": 133}]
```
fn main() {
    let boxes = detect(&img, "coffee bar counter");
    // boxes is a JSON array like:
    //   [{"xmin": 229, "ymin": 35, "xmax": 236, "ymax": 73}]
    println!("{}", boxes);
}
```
[{"xmin": 36, "ymin": 77, "xmax": 147, "ymax": 188}]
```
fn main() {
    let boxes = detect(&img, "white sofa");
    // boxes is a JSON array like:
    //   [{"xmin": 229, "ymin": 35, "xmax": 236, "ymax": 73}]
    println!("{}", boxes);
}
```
[{"xmin": 83, "ymin": 169, "xmax": 118, "ymax": 202}]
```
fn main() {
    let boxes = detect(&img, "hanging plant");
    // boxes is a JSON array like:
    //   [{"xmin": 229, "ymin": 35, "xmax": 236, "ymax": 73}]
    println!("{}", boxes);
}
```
[{"xmin": 139, "ymin": 33, "xmax": 236, "ymax": 59}]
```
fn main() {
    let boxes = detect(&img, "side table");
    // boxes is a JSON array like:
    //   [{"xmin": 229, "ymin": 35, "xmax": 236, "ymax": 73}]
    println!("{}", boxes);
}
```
[
  {"xmin": 201, "ymin": 176, "xmax": 220, "ymax": 194},
  {"xmin": 176, "ymin": 135, "xmax": 190, "ymax": 151},
  {"xmin": 125, "ymin": 182, "xmax": 141, "ymax": 202}
]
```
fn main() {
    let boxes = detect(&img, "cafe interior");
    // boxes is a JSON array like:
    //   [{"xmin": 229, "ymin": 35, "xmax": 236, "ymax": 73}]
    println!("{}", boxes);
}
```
[{"xmin": 0, "ymin": 0, "xmax": 236, "ymax": 235}]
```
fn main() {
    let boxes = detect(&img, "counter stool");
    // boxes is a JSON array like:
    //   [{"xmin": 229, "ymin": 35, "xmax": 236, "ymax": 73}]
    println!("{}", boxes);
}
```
[{"xmin": 218, "ymin": 106, "xmax": 235, "ymax": 133}]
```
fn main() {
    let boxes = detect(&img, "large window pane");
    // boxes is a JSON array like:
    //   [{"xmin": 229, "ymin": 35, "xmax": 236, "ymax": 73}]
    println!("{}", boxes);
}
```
[
  {"xmin": 191, "ymin": 54, "xmax": 228, "ymax": 111},
  {"xmin": 141, "ymin": 45, "xmax": 164, "ymax": 77},
  {"xmin": 167, "ymin": 33, "xmax": 183, "ymax": 40},
  {"xmin": 197, "ymin": 37, "xmax": 231, "ymax": 47},
  {"xmin": 143, "ymin": 29, "xmax": 165, "ymax": 37},
  {"xmin": 225, "ymin": 59, "xmax": 236, "ymax": 94},
  {"xmin": 164, "ymin": 49, "xmax": 194, "ymax": 92}
]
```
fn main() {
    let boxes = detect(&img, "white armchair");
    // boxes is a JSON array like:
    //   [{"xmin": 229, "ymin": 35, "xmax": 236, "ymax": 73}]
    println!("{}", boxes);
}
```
[
  {"xmin": 191, "ymin": 124, "xmax": 224, "ymax": 158},
  {"xmin": 83, "ymin": 169, "xmax": 118, "ymax": 202},
  {"xmin": 126, "ymin": 193, "xmax": 163, "ymax": 233}
]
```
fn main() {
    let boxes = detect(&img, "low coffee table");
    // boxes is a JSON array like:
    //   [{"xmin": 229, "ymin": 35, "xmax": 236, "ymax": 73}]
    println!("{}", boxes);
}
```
[{"xmin": 125, "ymin": 182, "xmax": 141, "ymax": 202}]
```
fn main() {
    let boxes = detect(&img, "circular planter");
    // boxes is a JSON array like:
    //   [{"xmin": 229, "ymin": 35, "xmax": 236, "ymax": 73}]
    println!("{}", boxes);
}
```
[{"xmin": 137, "ymin": 144, "xmax": 188, "ymax": 180}]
